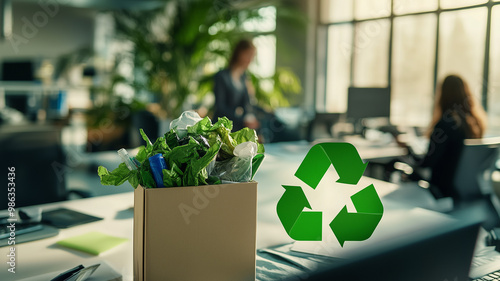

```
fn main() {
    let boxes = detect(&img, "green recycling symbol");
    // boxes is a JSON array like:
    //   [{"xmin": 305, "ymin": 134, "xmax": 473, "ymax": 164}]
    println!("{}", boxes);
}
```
[{"xmin": 276, "ymin": 143, "xmax": 384, "ymax": 246}]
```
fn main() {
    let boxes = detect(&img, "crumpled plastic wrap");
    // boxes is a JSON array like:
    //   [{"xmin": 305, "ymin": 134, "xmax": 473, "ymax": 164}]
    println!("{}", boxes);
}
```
[
  {"xmin": 169, "ymin": 111, "xmax": 203, "ymax": 138},
  {"xmin": 210, "ymin": 142, "xmax": 258, "ymax": 182}
]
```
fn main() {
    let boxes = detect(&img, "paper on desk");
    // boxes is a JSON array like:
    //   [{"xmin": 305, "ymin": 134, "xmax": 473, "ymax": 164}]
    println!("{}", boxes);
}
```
[
  {"xmin": 56, "ymin": 231, "xmax": 128, "ymax": 255},
  {"xmin": 292, "ymin": 208, "xmax": 456, "ymax": 259}
]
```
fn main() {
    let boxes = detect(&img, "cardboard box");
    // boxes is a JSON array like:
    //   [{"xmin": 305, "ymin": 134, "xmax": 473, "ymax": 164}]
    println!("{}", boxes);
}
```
[{"xmin": 133, "ymin": 182, "xmax": 257, "ymax": 281}]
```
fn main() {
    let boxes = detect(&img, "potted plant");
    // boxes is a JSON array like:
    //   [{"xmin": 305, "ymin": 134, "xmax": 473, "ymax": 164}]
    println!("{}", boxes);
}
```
[{"xmin": 112, "ymin": 0, "xmax": 303, "ymax": 119}]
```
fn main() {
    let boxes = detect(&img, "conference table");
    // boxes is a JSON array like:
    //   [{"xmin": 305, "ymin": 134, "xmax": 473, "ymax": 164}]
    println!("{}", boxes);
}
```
[{"xmin": 0, "ymin": 141, "xmax": 462, "ymax": 281}]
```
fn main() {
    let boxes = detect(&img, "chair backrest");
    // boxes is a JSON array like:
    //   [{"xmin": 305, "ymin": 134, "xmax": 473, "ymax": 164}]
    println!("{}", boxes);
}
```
[
  {"xmin": 0, "ymin": 125, "xmax": 67, "ymax": 209},
  {"xmin": 453, "ymin": 137, "xmax": 500, "ymax": 200}
]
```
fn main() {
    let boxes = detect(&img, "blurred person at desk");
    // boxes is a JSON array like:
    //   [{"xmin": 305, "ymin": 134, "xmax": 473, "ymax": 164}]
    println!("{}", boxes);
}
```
[
  {"xmin": 213, "ymin": 38, "xmax": 259, "ymax": 132},
  {"xmin": 402, "ymin": 74, "xmax": 487, "ymax": 201}
]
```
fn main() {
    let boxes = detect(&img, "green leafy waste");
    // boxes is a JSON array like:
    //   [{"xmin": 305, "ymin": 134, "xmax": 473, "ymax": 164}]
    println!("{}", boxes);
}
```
[{"xmin": 98, "ymin": 116, "xmax": 265, "ymax": 188}]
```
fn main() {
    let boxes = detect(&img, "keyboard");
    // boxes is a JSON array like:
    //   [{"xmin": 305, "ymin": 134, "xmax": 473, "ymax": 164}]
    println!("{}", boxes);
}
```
[{"xmin": 471, "ymin": 270, "xmax": 500, "ymax": 281}]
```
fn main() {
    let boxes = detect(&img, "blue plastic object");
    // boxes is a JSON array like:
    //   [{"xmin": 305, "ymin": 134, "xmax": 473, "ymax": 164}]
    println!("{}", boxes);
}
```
[{"xmin": 148, "ymin": 154, "xmax": 168, "ymax": 188}]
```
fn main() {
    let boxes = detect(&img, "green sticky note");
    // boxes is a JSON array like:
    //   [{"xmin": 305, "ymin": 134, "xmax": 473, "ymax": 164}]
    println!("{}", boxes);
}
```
[{"xmin": 56, "ymin": 231, "xmax": 128, "ymax": 255}]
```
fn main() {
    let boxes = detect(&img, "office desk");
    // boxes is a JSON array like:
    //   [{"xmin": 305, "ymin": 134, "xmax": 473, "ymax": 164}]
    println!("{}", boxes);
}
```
[
  {"xmin": 1, "ymin": 193, "xmax": 135, "ymax": 281},
  {"xmin": 1, "ymin": 142, "xmax": 441, "ymax": 281},
  {"xmin": 1, "ymin": 183, "xmax": 407, "ymax": 281}
]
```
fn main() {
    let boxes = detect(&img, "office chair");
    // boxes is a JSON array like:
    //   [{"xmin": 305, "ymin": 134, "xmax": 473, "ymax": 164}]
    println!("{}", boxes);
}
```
[
  {"xmin": 0, "ymin": 125, "xmax": 90, "ymax": 209},
  {"xmin": 452, "ymin": 137, "xmax": 500, "ymax": 230}
]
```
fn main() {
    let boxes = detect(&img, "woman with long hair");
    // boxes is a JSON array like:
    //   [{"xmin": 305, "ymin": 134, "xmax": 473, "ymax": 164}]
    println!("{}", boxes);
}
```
[
  {"xmin": 213, "ymin": 39, "xmax": 259, "ymax": 131},
  {"xmin": 416, "ymin": 74, "xmax": 487, "ymax": 199},
  {"xmin": 428, "ymin": 75, "xmax": 487, "ymax": 139}
]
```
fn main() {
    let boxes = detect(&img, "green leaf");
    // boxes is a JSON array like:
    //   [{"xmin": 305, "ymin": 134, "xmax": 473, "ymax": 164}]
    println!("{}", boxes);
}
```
[
  {"xmin": 140, "ymin": 168, "xmax": 156, "ymax": 188},
  {"xmin": 171, "ymin": 162, "xmax": 184, "ymax": 176},
  {"xmin": 165, "ymin": 137, "xmax": 200, "ymax": 169},
  {"xmin": 165, "ymin": 129, "xmax": 179, "ymax": 149},
  {"xmin": 211, "ymin": 116, "xmax": 233, "ymax": 131},
  {"xmin": 251, "ymin": 154, "xmax": 265, "ymax": 180},
  {"xmin": 230, "ymin": 127, "xmax": 265, "ymax": 153},
  {"xmin": 204, "ymin": 131, "xmax": 222, "ymax": 149},
  {"xmin": 207, "ymin": 175, "xmax": 221, "ymax": 185},
  {"xmin": 139, "ymin": 159, "xmax": 156, "ymax": 188},
  {"xmin": 215, "ymin": 126, "xmax": 236, "ymax": 160},
  {"xmin": 152, "ymin": 136, "xmax": 170, "ymax": 155},
  {"xmin": 128, "ymin": 170, "xmax": 140, "ymax": 189},
  {"xmin": 162, "ymin": 168, "xmax": 182, "ymax": 187},
  {"xmin": 187, "ymin": 116, "xmax": 213, "ymax": 135},
  {"xmin": 135, "ymin": 146, "xmax": 148, "ymax": 163},
  {"xmin": 140, "ymin": 129, "xmax": 153, "ymax": 154},
  {"xmin": 182, "ymin": 139, "xmax": 221, "ymax": 186},
  {"xmin": 184, "ymin": 116, "xmax": 239, "ymax": 160},
  {"xmin": 98, "ymin": 163, "xmax": 131, "ymax": 186}
]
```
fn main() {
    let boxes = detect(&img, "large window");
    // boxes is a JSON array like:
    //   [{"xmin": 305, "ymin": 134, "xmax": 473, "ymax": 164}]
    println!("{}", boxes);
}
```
[
  {"xmin": 320, "ymin": 0, "xmax": 500, "ymax": 131},
  {"xmin": 320, "ymin": 0, "xmax": 353, "ymax": 23},
  {"xmin": 243, "ymin": 6, "xmax": 277, "ymax": 79},
  {"xmin": 392, "ymin": 14, "xmax": 436, "ymax": 126},
  {"xmin": 352, "ymin": 19, "xmax": 390, "ymax": 88},
  {"xmin": 354, "ymin": 0, "xmax": 391, "ymax": 20},
  {"xmin": 393, "ymin": 0, "xmax": 437, "ymax": 15},
  {"xmin": 440, "ymin": 0, "xmax": 487, "ymax": 9},
  {"xmin": 437, "ymin": 8, "xmax": 487, "ymax": 100},
  {"xmin": 489, "ymin": 5, "xmax": 500, "ymax": 127},
  {"xmin": 326, "ymin": 24, "xmax": 353, "ymax": 113}
]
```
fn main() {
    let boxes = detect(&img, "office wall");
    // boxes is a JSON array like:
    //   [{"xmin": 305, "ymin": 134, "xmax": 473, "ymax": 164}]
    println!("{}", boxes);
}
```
[{"xmin": 0, "ymin": 2, "xmax": 94, "ymax": 60}]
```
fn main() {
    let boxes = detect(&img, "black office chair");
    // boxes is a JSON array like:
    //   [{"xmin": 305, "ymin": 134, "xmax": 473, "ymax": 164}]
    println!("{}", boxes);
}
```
[
  {"xmin": 452, "ymin": 137, "xmax": 500, "ymax": 230},
  {"xmin": 0, "ymin": 125, "xmax": 90, "ymax": 209}
]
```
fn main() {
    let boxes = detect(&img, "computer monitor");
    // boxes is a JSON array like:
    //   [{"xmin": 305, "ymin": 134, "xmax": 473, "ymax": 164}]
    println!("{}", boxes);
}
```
[
  {"xmin": 1, "ymin": 61, "xmax": 35, "ymax": 81},
  {"xmin": 0, "ymin": 125, "xmax": 67, "ymax": 209},
  {"xmin": 298, "ymin": 209, "xmax": 482, "ymax": 281},
  {"xmin": 346, "ymin": 87, "xmax": 391, "ymax": 120}
]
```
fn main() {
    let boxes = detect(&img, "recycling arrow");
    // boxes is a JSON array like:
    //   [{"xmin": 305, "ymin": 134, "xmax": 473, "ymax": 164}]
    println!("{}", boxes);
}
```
[
  {"xmin": 277, "ymin": 142, "xmax": 384, "ymax": 247},
  {"xmin": 276, "ymin": 185, "xmax": 322, "ymax": 241},
  {"xmin": 329, "ymin": 184, "xmax": 383, "ymax": 246},
  {"xmin": 294, "ymin": 143, "xmax": 368, "ymax": 188}
]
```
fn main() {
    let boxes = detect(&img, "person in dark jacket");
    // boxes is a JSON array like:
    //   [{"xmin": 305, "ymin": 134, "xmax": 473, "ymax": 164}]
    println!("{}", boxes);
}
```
[
  {"xmin": 410, "ymin": 75, "xmax": 487, "ymax": 200},
  {"xmin": 213, "ymin": 39, "xmax": 259, "ymax": 132}
]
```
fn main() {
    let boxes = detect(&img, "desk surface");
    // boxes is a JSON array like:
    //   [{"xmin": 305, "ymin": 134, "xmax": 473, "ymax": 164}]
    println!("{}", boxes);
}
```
[{"xmin": 0, "ymin": 141, "xmax": 440, "ymax": 281}]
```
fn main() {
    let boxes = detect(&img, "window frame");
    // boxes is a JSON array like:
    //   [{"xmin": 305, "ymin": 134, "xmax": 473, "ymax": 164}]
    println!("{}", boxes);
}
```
[{"xmin": 318, "ymin": 0, "xmax": 498, "ymax": 117}]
